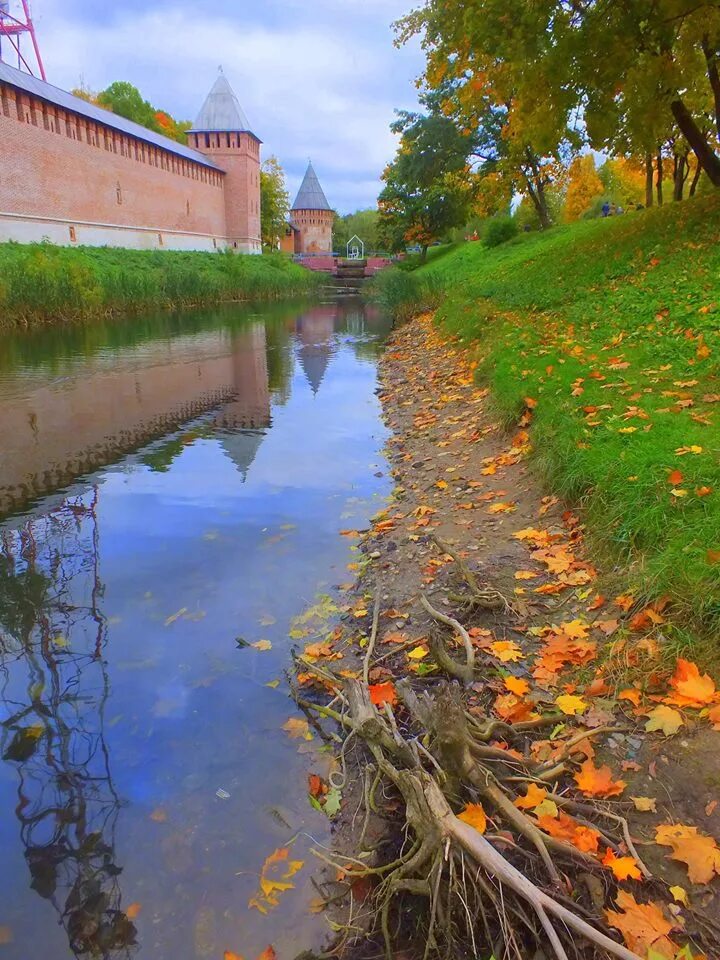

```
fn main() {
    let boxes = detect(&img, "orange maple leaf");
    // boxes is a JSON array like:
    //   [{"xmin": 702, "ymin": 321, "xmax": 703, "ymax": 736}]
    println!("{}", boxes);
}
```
[
  {"xmin": 655, "ymin": 823, "xmax": 720, "ymax": 884},
  {"xmin": 535, "ymin": 811, "xmax": 601, "ymax": 853},
  {"xmin": 574, "ymin": 759, "xmax": 626, "ymax": 798},
  {"xmin": 666, "ymin": 658, "xmax": 716, "ymax": 708},
  {"xmin": 514, "ymin": 783, "xmax": 547, "ymax": 810},
  {"xmin": 601, "ymin": 848, "xmax": 642, "ymax": 881},
  {"xmin": 369, "ymin": 682, "xmax": 398, "ymax": 707},
  {"xmin": 605, "ymin": 890, "xmax": 676, "ymax": 957},
  {"xmin": 457, "ymin": 802, "xmax": 487, "ymax": 834}
]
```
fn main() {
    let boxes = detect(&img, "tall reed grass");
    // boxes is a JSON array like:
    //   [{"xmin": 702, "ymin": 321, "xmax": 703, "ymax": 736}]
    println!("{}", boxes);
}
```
[{"xmin": 0, "ymin": 243, "xmax": 321, "ymax": 326}]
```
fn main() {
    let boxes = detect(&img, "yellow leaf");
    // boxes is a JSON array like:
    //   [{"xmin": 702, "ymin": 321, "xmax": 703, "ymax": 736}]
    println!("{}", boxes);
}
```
[
  {"xmin": 645, "ymin": 705, "xmax": 684, "ymax": 736},
  {"xmin": 265, "ymin": 680, "xmax": 280, "ymax": 689},
  {"xmin": 669, "ymin": 885, "xmax": 689, "ymax": 906},
  {"xmin": 282, "ymin": 718, "xmax": 313, "ymax": 741},
  {"xmin": 555, "ymin": 694, "xmax": 588, "ymax": 716},
  {"xmin": 252, "ymin": 640, "xmax": 272, "ymax": 651},
  {"xmin": 631, "ymin": 796, "xmax": 658, "ymax": 813},
  {"xmin": 514, "ymin": 783, "xmax": 547, "ymax": 810},
  {"xmin": 489, "ymin": 640, "xmax": 523, "ymax": 663},
  {"xmin": 126, "ymin": 903, "xmax": 142, "ymax": 920},
  {"xmin": 457, "ymin": 802, "xmax": 487, "ymax": 834},
  {"xmin": 435, "ymin": 480, "xmax": 448, "ymax": 490},
  {"xmin": 407, "ymin": 646, "xmax": 429, "ymax": 660}
]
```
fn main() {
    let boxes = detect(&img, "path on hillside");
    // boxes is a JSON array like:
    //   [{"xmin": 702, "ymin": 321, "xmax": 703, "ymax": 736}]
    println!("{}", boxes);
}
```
[{"xmin": 304, "ymin": 314, "xmax": 720, "ymax": 959}]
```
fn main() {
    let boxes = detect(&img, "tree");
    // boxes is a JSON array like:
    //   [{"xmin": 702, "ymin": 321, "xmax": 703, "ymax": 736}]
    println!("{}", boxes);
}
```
[
  {"xmin": 260, "ymin": 157, "xmax": 290, "ymax": 251},
  {"xmin": 396, "ymin": 2, "xmax": 580, "ymax": 228},
  {"xmin": 564, "ymin": 155, "xmax": 604, "ymax": 221},
  {"xmin": 378, "ymin": 106, "xmax": 478, "ymax": 260},
  {"xmin": 72, "ymin": 82, "xmax": 191, "ymax": 145},
  {"xmin": 333, "ymin": 209, "xmax": 380, "ymax": 254}
]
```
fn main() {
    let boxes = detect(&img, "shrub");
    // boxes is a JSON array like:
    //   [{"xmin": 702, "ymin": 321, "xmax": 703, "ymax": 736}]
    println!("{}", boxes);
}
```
[{"xmin": 483, "ymin": 217, "xmax": 519, "ymax": 248}]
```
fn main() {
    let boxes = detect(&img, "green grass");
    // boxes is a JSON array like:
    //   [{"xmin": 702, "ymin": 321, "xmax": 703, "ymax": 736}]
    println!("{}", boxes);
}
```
[
  {"xmin": 373, "ymin": 195, "xmax": 720, "ymax": 634},
  {"xmin": 0, "ymin": 243, "xmax": 321, "ymax": 326}
]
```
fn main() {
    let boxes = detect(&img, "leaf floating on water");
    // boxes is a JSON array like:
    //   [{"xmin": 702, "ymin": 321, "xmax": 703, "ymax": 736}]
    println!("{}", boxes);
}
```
[
  {"xmin": 249, "ymin": 847, "xmax": 304, "ymax": 914},
  {"xmin": 282, "ymin": 717, "xmax": 313, "ymax": 741},
  {"xmin": 0, "ymin": 926, "xmax": 13, "ymax": 945},
  {"xmin": 216, "ymin": 788, "xmax": 231, "ymax": 800},
  {"xmin": 251, "ymin": 640, "xmax": 272, "ymax": 651},
  {"xmin": 3, "ymin": 726, "xmax": 44, "ymax": 762},
  {"xmin": 323, "ymin": 788, "xmax": 342, "ymax": 818},
  {"xmin": 126, "ymin": 903, "xmax": 142, "ymax": 920},
  {"xmin": 259, "ymin": 614, "xmax": 277, "ymax": 627},
  {"xmin": 149, "ymin": 807, "xmax": 168, "ymax": 823},
  {"xmin": 265, "ymin": 679, "xmax": 280, "ymax": 689}
]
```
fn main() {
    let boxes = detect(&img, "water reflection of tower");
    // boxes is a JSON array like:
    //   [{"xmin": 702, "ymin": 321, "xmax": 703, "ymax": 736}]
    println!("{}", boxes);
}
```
[
  {"xmin": 0, "ymin": 490, "xmax": 136, "ymax": 959},
  {"xmin": 295, "ymin": 306, "xmax": 337, "ymax": 395},
  {"xmin": 215, "ymin": 323, "xmax": 272, "ymax": 480}
]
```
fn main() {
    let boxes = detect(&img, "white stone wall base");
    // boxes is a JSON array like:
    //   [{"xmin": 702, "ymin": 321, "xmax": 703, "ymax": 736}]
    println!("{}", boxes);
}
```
[{"xmin": 0, "ymin": 213, "xmax": 261, "ymax": 255}]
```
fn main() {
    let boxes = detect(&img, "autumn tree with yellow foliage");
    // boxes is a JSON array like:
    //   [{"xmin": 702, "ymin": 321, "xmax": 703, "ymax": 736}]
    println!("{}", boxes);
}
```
[{"xmin": 564, "ymin": 156, "xmax": 604, "ymax": 221}]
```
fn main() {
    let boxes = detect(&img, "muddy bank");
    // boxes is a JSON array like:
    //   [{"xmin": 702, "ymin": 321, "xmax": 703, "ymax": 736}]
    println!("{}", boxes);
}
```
[{"xmin": 299, "ymin": 314, "xmax": 720, "ymax": 960}]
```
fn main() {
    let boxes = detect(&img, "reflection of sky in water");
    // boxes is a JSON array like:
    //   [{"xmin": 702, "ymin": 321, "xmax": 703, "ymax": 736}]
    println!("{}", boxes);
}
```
[{"xmin": 0, "ymin": 301, "xmax": 391, "ymax": 960}]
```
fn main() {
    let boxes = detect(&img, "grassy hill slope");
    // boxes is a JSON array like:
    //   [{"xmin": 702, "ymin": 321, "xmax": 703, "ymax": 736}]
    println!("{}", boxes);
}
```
[{"xmin": 375, "ymin": 195, "xmax": 720, "ymax": 641}]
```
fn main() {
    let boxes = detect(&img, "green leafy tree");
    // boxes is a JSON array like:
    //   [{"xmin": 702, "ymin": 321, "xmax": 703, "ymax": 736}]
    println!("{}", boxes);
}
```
[
  {"xmin": 260, "ymin": 157, "xmax": 290, "ymax": 251},
  {"xmin": 72, "ymin": 82, "xmax": 191, "ymax": 145},
  {"xmin": 378, "ymin": 105, "xmax": 478, "ymax": 260},
  {"xmin": 333, "ymin": 209, "xmax": 380, "ymax": 254}
]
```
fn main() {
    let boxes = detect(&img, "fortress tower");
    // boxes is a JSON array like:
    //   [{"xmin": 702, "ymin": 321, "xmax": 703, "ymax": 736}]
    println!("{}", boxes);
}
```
[
  {"xmin": 291, "ymin": 162, "xmax": 334, "ymax": 254},
  {"xmin": 188, "ymin": 70, "xmax": 262, "ymax": 254}
]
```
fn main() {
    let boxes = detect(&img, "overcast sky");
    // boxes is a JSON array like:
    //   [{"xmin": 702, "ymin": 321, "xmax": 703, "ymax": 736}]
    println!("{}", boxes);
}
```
[{"xmin": 24, "ymin": 0, "xmax": 424, "ymax": 213}]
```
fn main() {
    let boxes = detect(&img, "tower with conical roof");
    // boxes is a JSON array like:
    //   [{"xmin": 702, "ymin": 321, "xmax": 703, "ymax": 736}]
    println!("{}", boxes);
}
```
[
  {"xmin": 291, "ymin": 162, "xmax": 334, "ymax": 255},
  {"xmin": 188, "ymin": 69, "xmax": 262, "ymax": 254}
]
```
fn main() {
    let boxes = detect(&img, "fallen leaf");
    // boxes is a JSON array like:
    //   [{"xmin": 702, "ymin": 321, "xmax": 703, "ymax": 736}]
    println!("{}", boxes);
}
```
[
  {"xmin": 605, "ymin": 890, "xmax": 676, "ymax": 957},
  {"xmin": 666, "ymin": 659, "xmax": 716, "ymax": 708},
  {"xmin": 126, "ymin": 903, "xmax": 142, "ymax": 920},
  {"xmin": 631, "ymin": 796, "xmax": 658, "ymax": 813},
  {"xmin": 0, "ymin": 927, "xmax": 13, "ymax": 945},
  {"xmin": 514, "ymin": 783, "xmax": 547, "ymax": 810},
  {"xmin": 645, "ymin": 706, "xmax": 684, "ymax": 736},
  {"xmin": 504, "ymin": 676, "xmax": 530, "ymax": 697},
  {"xmin": 489, "ymin": 640, "xmax": 523, "ymax": 663},
  {"xmin": 667, "ymin": 469, "xmax": 684, "ymax": 485},
  {"xmin": 369, "ymin": 682, "xmax": 398, "ymax": 707},
  {"xmin": 602, "ymin": 848, "xmax": 642, "ymax": 881},
  {"xmin": 457, "ymin": 803, "xmax": 487, "ymax": 834},
  {"xmin": 535, "ymin": 811, "xmax": 601, "ymax": 853},
  {"xmin": 282, "ymin": 717, "xmax": 313, "ymax": 741},
  {"xmin": 574, "ymin": 759, "xmax": 626, "ymax": 798},
  {"xmin": 555, "ymin": 694, "xmax": 588, "ymax": 716},
  {"xmin": 669, "ymin": 886, "xmax": 688, "ymax": 906},
  {"xmin": 407, "ymin": 646, "xmax": 429, "ymax": 661},
  {"xmin": 149, "ymin": 807, "xmax": 167, "ymax": 823},
  {"xmin": 655, "ymin": 823, "xmax": 720, "ymax": 883},
  {"xmin": 251, "ymin": 640, "xmax": 272, "ymax": 651}
]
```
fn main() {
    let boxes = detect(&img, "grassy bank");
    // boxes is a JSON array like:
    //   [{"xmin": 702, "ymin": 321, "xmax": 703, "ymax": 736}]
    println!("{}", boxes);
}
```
[
  {"xmin": 373, "ymin": 194, "xmax": 720, "ymax": 636},
  {"xmin": 0, "ymin": 243, "xmax": 321, "ymax": 326}
]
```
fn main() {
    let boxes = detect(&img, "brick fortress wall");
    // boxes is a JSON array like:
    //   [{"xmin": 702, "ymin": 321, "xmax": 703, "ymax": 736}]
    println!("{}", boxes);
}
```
[{"xmin": 0, "ymin": 81, "xmax": 237, "ymax": 252}]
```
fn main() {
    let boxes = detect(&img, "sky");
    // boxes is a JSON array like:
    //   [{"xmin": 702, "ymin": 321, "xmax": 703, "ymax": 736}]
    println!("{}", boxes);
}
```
[{"xmin": 21, "ymin": 0, "xmax": 425, "ymax": 214}]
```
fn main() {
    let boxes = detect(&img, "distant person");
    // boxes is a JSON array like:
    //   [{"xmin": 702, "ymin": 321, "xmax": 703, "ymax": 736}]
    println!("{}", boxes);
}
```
[
  {"xmin": 602, "ymin": 201, "xmax": 610, "ymax": 217},
  {"xmin": 617, "ymin": 204, "xmax": 624, "ymax": 215},
  {"xmin": 610, "ymin": 203, "xmax": 617, "ymax": 216}
]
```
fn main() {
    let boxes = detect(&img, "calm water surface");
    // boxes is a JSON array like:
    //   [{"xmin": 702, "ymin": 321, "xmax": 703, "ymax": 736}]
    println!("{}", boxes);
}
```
[{"xmin": 0, "ymin": 299, "xmax": 392, "ymax": 959}]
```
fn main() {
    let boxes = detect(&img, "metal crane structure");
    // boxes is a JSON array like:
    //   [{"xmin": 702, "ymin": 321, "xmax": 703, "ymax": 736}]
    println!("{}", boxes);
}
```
[{"xmin": 0, "ymin": 0, "xmax": 46, "ymax": 80}]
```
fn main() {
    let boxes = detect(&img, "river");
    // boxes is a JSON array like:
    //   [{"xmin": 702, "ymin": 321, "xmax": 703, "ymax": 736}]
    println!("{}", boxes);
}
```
[{"xmin": 0, "ymin": 298, "xmax": 392, "ymax": 959}]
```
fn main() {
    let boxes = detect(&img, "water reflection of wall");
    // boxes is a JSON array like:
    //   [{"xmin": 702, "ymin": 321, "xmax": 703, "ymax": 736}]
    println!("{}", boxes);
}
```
[
  {"xmin": 0, "ymin": 493, "xmax": 136, "ymax": 959},
  {"xmin": 0, "ymin": 324, "xmax": 272, "ymax": 515}
]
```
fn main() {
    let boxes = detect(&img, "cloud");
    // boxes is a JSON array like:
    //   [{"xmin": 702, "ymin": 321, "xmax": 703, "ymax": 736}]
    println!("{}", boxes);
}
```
[{"xmin": 31, "ymin": 0, "xmax": 423, "ymax": 212}]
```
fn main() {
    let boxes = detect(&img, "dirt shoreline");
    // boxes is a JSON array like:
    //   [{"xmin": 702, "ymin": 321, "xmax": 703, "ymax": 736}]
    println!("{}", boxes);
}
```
[{"xmin": 304, "ymin": 313, "xmax": 720, "ymax": 959}]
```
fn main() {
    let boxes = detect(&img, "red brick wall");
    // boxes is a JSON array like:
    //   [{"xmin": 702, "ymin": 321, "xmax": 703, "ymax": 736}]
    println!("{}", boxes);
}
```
[
  {"xmin": 0, "ymin": 82, "xmax": 228, "ymax": 242},
  {"xmin": 292, "ymin": 209, "xmax": 334, "ymax": 254},
  {"xmin": 189, "ymin": 131, "xmax": 261, "ymax": 251}
]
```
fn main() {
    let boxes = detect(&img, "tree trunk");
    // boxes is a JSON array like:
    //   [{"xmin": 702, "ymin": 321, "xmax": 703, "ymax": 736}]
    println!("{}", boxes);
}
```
[
  {"xmin": 689, "ymin": 160, "xmax": 703, "ymax": 196},
  {"xmin": 645, "ymin": 153, "xmax": 654, "ymax": 207},
  {"xmin": 671, "ymin": 98, "xmax": 720, "ymax": 186},
  {"xmin": 522, "ymin": 150, "xmax": 552, "ymax": 230},
  {"xmin": 420, "ymin": 245, "xmax": 428, "ymax": 264},
  {"xmin": 673, "ymin": 153, "xmax": 686, "ymax": 201},
  {"xmin": 702, "ymin": 35, "xmax": 720, "ymax": 140},
  {"xmin": 656, "ymin": 152, "xmax": 664, "ymax": 206}
]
